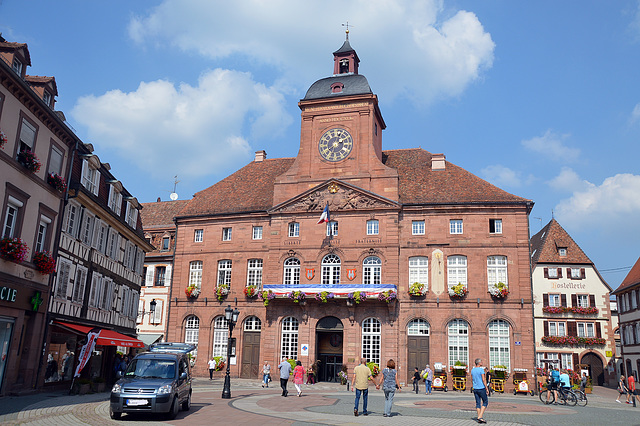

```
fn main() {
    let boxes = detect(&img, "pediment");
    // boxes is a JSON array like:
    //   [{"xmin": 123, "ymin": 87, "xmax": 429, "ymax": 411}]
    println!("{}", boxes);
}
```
[{"xmin": 270, "ymin": 179, "xmax": 399, "ymax": 214}]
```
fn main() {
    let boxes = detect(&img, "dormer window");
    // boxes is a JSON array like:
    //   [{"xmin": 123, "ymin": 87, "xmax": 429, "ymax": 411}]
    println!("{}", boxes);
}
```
[
  {"xmin": 12, "ymin": 58, "xmax": 23, "ymax": 76},
  {"xmin": 558, "ymin": 247, "xmax": 567, "ymax": 256},
  {"xmin": 339, "ymin": 58, "xmax": 349, "ymax": 74},
  {"xmin": 331, "ymin": 82, "xmax": 344, "ymax": 94},
  {"xmin": 81, "ymin": 158, "xmax": 100, "ymax": 196},
  {"xmin": 108, "ymin": 183, "xmax": 123, "ymax": 215},
  {"xmin": 125, "ymin": 201, "xmax": 139, "ymax": 228},
  {"xmin": 43, "ymin": 91, "xmax": 52, "ymax": 107}
]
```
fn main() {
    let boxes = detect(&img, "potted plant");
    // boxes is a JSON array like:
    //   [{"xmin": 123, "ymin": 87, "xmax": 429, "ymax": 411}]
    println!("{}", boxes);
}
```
[
  {"xmin": 244, "ymin": 284, "xmax": 259, "ymax": 298},
  {"xmin": 489, "ymin": 282, "xmax": 509, "ymax": 299},
  {"xmin": 17, "ymin": 149, "xmax": 41, "ymax": 173},
  {"xmin": 0, "ymin": 237, "xmax": 29, "ymax": 263},
  {"xmin": 347, "ymin": 291, "xmax": 367, "ymax": 305},
  {"xmin": 215, "ymin": 284, "xmax": 229, "ymax": 302},
  {"xmin": 338, "ymin": 366, "xmax": 349, "ymax": 385},
  {"xmin": 378, "ymin": 290, "xmax": 397, "ymax": 303},
  {"xmin": 214, "ymin": 356, "xmax": 225, "ymax": 371},
  {"xmin": 185, "ymin": 284, "xmax": 200, "ymax": 299},
  {"xmin": 259, "ymin": 290, "xmax": 275, "ymax": 307},
  {"xmin": 449, "ymin": 283, "xmax": 468, "ymax": 299},
  {"xmin": 47, "ymin": 172, "xmax": 67, "ymax": 192},
  {"xmin": 315, "ymin": 291, "xmax": 335, "ymax": 303},
  {"xmin": 408, "ymin": 282, "xmax": 426, "ymax": 297},
  {"xmin": 366, "ymin": 362, "xmax": 380, "ymax": 379},
  {"xmin": 33, "ymin": 251, "xmax": 56, "ymax": 274},
  {"xmin": 288, "ymin": 290, "xmax": 306, "ymax": 304}
]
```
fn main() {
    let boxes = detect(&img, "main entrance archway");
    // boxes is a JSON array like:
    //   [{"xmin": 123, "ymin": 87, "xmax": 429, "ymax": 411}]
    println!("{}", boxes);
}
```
[
  {"xmin": 581, "ymin": 352, "xmax": 604, "ymax": 386},
  {"xmin": 316, "ymin": 316, "xmax": 343, "ymax": 382}
]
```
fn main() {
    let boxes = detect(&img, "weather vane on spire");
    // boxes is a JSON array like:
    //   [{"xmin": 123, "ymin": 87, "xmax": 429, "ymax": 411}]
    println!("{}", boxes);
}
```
[{"xmin": 342, "ymin": 21, "xmax": 353, "ymax": 40}]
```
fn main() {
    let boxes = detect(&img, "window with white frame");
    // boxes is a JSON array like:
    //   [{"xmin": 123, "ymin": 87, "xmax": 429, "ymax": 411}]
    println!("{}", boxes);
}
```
[
  {"xmin": 55, "ymin": 258, "xmax": 72, "ymax": 299},
  {"xmin": 412, "ymin": 220, "xmax": 425, "ymax": 235},
  {"xmin": 409, "ymin": 256, "xmax": 429, "ymax": 290},
  {"xmin": 488, "ymin": 320, "xmax": 510, "ymax": 370},
  {"xmin": 108, "ymin": 185, "xmax": 123, "ymax": 215},
  {"xmin": 577, "ymin": 294, "xmax": 589, "ymax": 308},
  {"xmin": 92, "ymin": 219, "xmax": 108, "ymax": 253},
  {"xmin": 217, "ymin": 260, "xmax": 232, "ymax": 287},
  {"xmin": 12, "ymin": 58, "xmax": 22, "ymax": 75},
  {"xmin": 189, "ymin": 261, "xmax": 203, "ymax": 288},
  {"xmin": 548, "ymin": 267, "xmax": 558, "ymax": 279},
  {"xmin": 3, "ymin": 196, "xmax": 23, "ymax": 239},
  {"xmin": 363, "ymin": 256, "xmax": 381, "ymax": 285},
  {"xmin": 487, "ymin": 256, "xmax": 508, "ymax": 289},
  {"xmin": 284, "ymin": 257, "xmax": 300, "ymax": 285},
  {"xmin": 558, "ymin": 247, "xmax": 567, "ymax": 256},
  {"xmin": 212, "ymin": 316, "xmax": 229, "ymax": 358},
  {"xmin": 80, "ymin": 159, "xmax": 100, "ymax": 196},
  {"xmin": 448, "ymin": 319, "xmax": 469, "ymax": 367},
  {"xmin": 244, "ymin": 316, "xmax": 262, "ymax": 331},
  {"xmin": 64, "ymin": 202, "xmax": 80, "ymax": 237},
  {"xmin": 80, "ymin": 210, "xmax": 95, "ymax": 245},
  {"xmin": 489, "ymin": 219, "xmax": 502, "ymax": 234},
  {"xmin": 362, "ymin": 318, "xmax": 381, "ymax": 365},
  {"xmin": 548, "ymin": 321, "xmax": 566, "ymax": 337},
  {"xmin": 450, "ymin": 219, "xmax": 463, "ymax": 234},
  {"xmin": 161, "ymin": 236, "xmax": 170, "ymax": 250},
  {"xmin": 633, "ymin": 290, "xmax": 638, "ymax": 310},
  {"xmin": 150, "ymin": 299, "xmax": 162, "ymax": 324},
  {"xmin": 42, "ymin": 90, "xmax": 52, "ymax": 107},
  {"xmin": 288, "ymin": 222, "xmax": 299, "ymax": 237},
  {"xmin": 571, "ymin": 268, "xmax": 582, "ymax": 279},
  {"xmin": 577, "ymin": 322, "xmax": 595, "ymax": 338},
  {"xmin": 367, "ymin": 220, "xmax": 379, "ymax": 235},
  {"xmin": 89, "ymin": 273, "xmax": 103, "ymax": 307},
  {"xmin": 184, "ymin": 316, "xmax": 200, "ymax": 358},
  {"xmin": 247, "ymin": 259, "xmax": 263, "ymax": 287},
  {"xmin": 194, "ymin": 229, "xmax": 203, "ymax": 243},
  {"xmin": 327, "ymin": 221, "xmax": 338, "ymax": 236},
  {"xmin": 72, "ymin": 266, "xmax": 88, "ymax": 303},
  {"xmin": 17, "ymin": 117, "xmax": 36, "ymax": 156},
  {"xmin": 222, "ymin": 227, "xmax": 232, "ymax": 241},
  {"xmin": 281, "ymin": 317, "xmax": 299, "ymax": 360},
  {"xmin": 560, "ymin": 353, "xmax": 573, "ymax": 371},
  {"xmin": 125, "ymin": 202, "xmax": 138, "ymax": 228},
  {"xmin": 407, "ymin": 318, "xmax": 430, "ymax": 336},
  {"xmin": 108, "ymin": 229, "xmax": 120, "ymax": 260},
  {"xmin": 549, "ymin": 294, "xmax": 561, "ymax": 307},
  {"xmin": 35, "ymin": 215, "xmax": 52, "ymax": 252},
  {"xmin": 155, "ymin": 266, "xmax": 166, "ymax": 286},
  {"xmin": 635, "ymin": 324, "xmax": 640, "ymax": 344},
  {"xmin": 321, "ymin": 254, "xmax": 341, "ymax": 285},
  {"xmin": 625, "ymin": 294, "xmax": 630, "ymax": 313},
  {"xmin": 252, "ymin": 226, "xmax": 263, "ymax": 240},
  {"xmin": 447, "ymin": 255, "xmax": 467, "ymax": 290},
  {"xmin": 101, "ymin": 278, "xmax": 114, "ymax": 310}
]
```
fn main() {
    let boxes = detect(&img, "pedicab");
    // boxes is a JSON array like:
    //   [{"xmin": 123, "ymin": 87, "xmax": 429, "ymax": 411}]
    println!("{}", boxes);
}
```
[
  {"xmin": 451, "ymin": 364, "xmax": 468, "ymax": 391},
  {"xmin": 512, "ymin": 368, "xmax": 534, "ymax": 396},
  {"xmin": 431, "ymin": 362, "xmax": 448, "ymax": 392},
  {"xmin": 491, "ymin": 367, "xmax": 508, "ymax": 393}
]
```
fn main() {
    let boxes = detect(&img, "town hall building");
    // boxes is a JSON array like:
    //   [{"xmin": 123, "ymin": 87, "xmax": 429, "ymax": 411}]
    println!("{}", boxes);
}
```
[{"xmin": 163, "ymin": 34, "xmax": 535, "ymax": 388}]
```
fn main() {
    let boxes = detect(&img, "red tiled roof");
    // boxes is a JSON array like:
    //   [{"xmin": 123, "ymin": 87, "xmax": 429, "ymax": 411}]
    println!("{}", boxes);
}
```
[
  {"xmin": 25, "ymin": 75, "xmax": 58, "ymax": 95},
  {"xmin": 140, "ymin": 199, "xmax": 190, "ymax": 228},
  {"xmin": 0, "ymin": 40, "xmax": 31, "ymax": 65},
  {"xmin": 613, "ymin": 256, "xmax": 640, "ymax": 294},
  {"xmin": 530, "ymin": 219, "xmax": 592, "ymax": 265}
]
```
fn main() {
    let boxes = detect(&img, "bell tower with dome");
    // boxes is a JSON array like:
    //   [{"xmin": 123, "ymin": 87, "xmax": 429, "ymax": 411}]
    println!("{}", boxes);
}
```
[{"xmin": 272, "ymin": 32, "xmax": 399, "ymax": 206}]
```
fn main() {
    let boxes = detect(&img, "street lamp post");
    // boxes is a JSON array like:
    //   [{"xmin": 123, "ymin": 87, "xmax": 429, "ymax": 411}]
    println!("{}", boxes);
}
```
[{"xmin": 221, "ymin": 304, "xmax": 240, "ymax": 399}]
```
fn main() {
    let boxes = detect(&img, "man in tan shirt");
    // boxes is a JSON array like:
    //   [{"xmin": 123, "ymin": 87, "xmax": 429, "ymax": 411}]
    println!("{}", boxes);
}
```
[{"xmin": 351, "ymin": 358, "xmax": 374, "ymax": 416}]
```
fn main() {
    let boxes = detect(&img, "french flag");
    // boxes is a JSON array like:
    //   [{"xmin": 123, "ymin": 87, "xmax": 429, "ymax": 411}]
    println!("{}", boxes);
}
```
[{"xmin": 317, "ymin": 204, "xmax": 330, "ymax": 224}]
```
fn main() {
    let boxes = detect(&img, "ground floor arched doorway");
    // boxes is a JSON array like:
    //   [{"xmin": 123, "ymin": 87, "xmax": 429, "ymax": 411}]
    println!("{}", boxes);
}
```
[
  {"xmin": 240, "ymin": 316, "xmax": 261, "ymax": 378},
  {"xmin": 316, "ymin": 316, "xmax": 343, "ymax": 382},
  {"xmin": 582, "ymin": 352, "xmax": 604, "ymax": 386}
]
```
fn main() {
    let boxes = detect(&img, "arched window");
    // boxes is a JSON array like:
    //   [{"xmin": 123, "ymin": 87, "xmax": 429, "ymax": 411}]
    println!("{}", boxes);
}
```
[
  {"xmin": 407, "ymin": 318, "xmax": 430, "ymax": 336},
  {"xmin": 362, "ymin": 318, "xmax": 381, "ymax": 365},
  {"xmin": 283, "ymin": 258, "xmax": 300, "ymax": 285},
  {"xmin": 487, "ymin": 256, "xmax": 508, "ymax": 289},
  {"xmin": 189, "ymin": 261, "xmax": 202, "ymax": 287},
  {"xmin": 322, "ymin": 254, "xmax": 341, "ymax": 285},
  {"xmin": 185, "ymin": 315, "xmax": 200, "ymax": 358},
  {"xmin": 244, "ymin": 316, "xmax": 262, "ymax": 331},
  {"xmin": 212, "ymin": 316, "xmax": 229, "ymax": 358},
  {"xmin": 488, "ymin": 319, "xmax": 510, "ymax": 370},
  {"xmin": 447, "ymin": 256, "xmax": 467, "ymax": 291},
  {"xmin": 281, "ymin": 317, "xmax": 299, "ymax": 359},
  {"xmin": 448, "ymin": 319, "xmax": 468, "ymax": 367},
  {"xmin": 363, "ymin": 256, "xmax": 381, "ymax": 285}
]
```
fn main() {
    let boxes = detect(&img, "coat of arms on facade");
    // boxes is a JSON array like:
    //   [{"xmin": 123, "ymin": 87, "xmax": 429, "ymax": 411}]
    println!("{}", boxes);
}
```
[
  {"xmin": 346, "ymin": 268, "xmax": 356, "ymax": 281},
  {"xmin": 305, "ymin": 268, "xmax": 315, "ymax": 280}
]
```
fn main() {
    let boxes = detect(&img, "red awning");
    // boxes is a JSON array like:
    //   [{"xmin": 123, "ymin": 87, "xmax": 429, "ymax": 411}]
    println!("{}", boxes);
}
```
[{"xmin": 54, "ymin": 321, "xmax": 145, "ymax": 348}]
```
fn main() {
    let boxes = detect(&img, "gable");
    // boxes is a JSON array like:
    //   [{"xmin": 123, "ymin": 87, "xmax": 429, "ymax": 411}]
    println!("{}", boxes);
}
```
[{"xmin": 270, "ymin": 179, "xmax": 399, "ymax": 214}]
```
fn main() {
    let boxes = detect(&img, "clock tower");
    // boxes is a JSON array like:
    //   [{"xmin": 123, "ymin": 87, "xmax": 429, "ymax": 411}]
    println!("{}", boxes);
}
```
[{"xmin": 273, "ymin": 33, "xmax": 399, "ymax": 205}]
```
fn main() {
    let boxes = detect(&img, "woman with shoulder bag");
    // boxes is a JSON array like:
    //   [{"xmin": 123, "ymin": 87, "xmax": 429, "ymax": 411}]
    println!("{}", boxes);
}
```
[{"xmin": 379, "ymin": 359, "xmax": 401, "ymax": 417}]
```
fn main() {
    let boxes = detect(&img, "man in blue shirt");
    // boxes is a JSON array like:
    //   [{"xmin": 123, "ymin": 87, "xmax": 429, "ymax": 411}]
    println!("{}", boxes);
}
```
[
  {"xmin": 547, "ymin": 366, "xmax": 561, "ymax": 403},
  {"xmin": 278, "ymin": 357, "xmax": 292, "ymax": 397},
  {"xmin": 471, "ymin": 358, "xmax": 488, "ymax": 424}
]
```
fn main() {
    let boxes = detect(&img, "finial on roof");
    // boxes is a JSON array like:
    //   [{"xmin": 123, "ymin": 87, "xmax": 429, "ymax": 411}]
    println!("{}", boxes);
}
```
[{"xmin": 342, "ymin": 21, "xmax": 353, "ymax": 40}]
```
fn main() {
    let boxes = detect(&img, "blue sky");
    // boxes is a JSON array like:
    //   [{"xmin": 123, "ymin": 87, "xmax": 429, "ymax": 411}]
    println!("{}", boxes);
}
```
[{"xmin": 2, "ymin": 1, "xmax": 639, "ymax": 288}]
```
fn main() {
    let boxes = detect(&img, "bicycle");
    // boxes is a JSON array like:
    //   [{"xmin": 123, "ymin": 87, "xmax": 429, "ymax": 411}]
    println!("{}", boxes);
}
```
[
  {"xmin": 539, "ymin": 384, "xmax": 577, "ymax": 406},
  {"xmin": 575, "ymin": 389, "xmax": 588, "ymax": 406}
]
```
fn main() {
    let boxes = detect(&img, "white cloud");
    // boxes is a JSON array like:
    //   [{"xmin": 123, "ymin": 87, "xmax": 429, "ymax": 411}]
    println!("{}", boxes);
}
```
[
  {"xmin": 555, "ymin": 173, "xmax": 640, "ymax": 229},
  {"xmin": 71, "ymin": 69, "xmax": 291, "ymax": 179},
  {"xmin": 521, "ymin": 130, "xmax": 580, "ymax": 160},
  {"xmin": 630, "ymin": 103, "xmax": 640, "ymax": 124},
  {"xmin": 127, "ymin": 0, "xmax": 494, "ymax": 104},
  {"xmin": 480, "ymin": 165, "xmax": 522, "ymax": 187},
  {"xmin": 547, "ymin": 167, "xmax": 590, "ymax": 193}
]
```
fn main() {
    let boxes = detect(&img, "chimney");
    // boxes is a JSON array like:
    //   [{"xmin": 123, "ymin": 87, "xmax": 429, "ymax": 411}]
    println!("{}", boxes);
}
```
[
  {"xmin": 431, "ymin": 153, "xmax": 445, "ymax": 171},
  {"xmin": 254, "ymin": 150, "xmax": 267, "ymax": 162}
]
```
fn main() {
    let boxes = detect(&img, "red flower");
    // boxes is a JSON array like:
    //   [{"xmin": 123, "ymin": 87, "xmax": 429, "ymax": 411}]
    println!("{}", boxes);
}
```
[{"xmin": 33, "ymin": 251, "xmax": 56, "ymax": 274}]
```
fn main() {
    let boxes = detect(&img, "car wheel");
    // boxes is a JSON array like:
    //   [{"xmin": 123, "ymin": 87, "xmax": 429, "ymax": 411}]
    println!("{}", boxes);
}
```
[
  {"xmin": 167, "ymin": 396, "xmax": 179, "ymax": 420},
  {"xmin": 182, "ymin": 391, "xmax": 192, "ymax": 411},
  {"xmin": 109, "ymin": 406, "xmax": 121, "ymax": 420}
]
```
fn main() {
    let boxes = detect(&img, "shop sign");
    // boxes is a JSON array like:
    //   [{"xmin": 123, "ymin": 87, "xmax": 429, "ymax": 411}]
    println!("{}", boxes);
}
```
[{"xmin": 0, "ymin": 286, "xmax": 17, "ymax": 303}]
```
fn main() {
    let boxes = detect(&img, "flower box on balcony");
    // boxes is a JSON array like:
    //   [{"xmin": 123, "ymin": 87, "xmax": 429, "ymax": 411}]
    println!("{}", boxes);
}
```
[
  {"xmin": 17, "ymin": 149, "xmax": 41, "ymax": 173},
  {"xmin": 449, "ymin": 283, "xmax": 467, "ymax": 299},
  {"xmin": 215, "ymin": 284, "xmax": 229, "ymax": 301},
  {"xmin": 33, "ymin": 251, "xmax": 56, "ymax": 275},
  {"xmin": 47, "ymin": 173, "xmax": 67, "ymax": 192},
  {"xmin": 0, "ymin": 238, "xmax": 29, "ymax": 263},
  {"xmin": 541, "ymin": 335, "xmax": 606, "ymax": 347},
  {"xmin": 542, "ymin": 306, "xmax": 598, "ymax": 315}
]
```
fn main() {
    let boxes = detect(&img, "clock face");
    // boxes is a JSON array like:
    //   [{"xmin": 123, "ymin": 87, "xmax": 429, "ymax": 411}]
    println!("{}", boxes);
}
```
[{"xmin": 318, "ymin": 128, "xmax": 353, "ymax": 162}]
